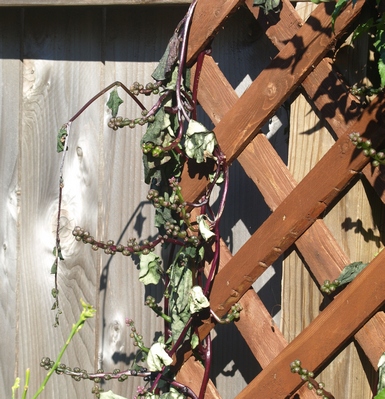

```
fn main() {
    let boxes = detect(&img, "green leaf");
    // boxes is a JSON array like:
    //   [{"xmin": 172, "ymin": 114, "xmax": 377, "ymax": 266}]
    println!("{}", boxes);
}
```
[
  {"xmin": 155, "ymin": 203, "xmax": 176, "ymax": 230},
  {"xmin": 331, "ymin": 0, "xmax": 348, "ymax": 32},
  {"xmin": 168, "ymin": 250, "xmax": 193, "ymax": 342},
  {"xmin": 185, "ymin": 119, "xmax": 217, "ymax": 163},
  {"xmin": 152, "ymin": 31, "xmax": 180, "ymax": 82},
  {"xmin": 253, "ymin": 0, "xmax": 281, "ymax": 14},
  {"xmin": 141, "ymin": 105, "xmax": 180, "ymax": 184},
  {"xmin": 159, "ymin": 390, "xmax": 186, "ymax": 399},
  {"xmin": 375, "ymin": 388, "xmax": 385, "ymax": 399},
  {"xmin": 52, "ymin": 246, "xmax": 64, "ymax": 260},
  {"xmin": 191, "ymin": 333, "xmax": 199, "ymax": 349},
  {"xmin": 352, "ymin": 18, "xmax": 374, "ymax": 42},
  {"xmin": 57, "ymin": 125, "xmax": 68, "ymax": 153},
  {"xmin": 100, "ymin": 390, "xmax": 128, "ymax": 399},
  {"xmin": 337, "ymin": 261, "xmax": 368, "ymax": 285},
  {"xmin": 51, "ymin": 261, "xmax": 57, "ymax": 274},
  {"xmin": 139, "ymin": 253, "xmax": 162, "ymax": 285},
  {"xmin": 377, "ymin": 353, "xmax": 385, "ymax": 394},
  {"xmin": 106, "ymin": 88, "xmax": 123, "ymax": 118},
  {"xmin": 374, "ymin": 28, "xmax": 385, "ymax": 87}
]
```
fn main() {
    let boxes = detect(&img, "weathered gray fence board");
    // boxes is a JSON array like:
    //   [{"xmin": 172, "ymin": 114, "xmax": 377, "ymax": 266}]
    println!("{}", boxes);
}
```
[
  {"xmin": 0, "ymin": 9, "xmax": 20, "ymax": 396},
  {"xmin": 18, "ymin": 6, "xmax": 106, "ymax": 397}
]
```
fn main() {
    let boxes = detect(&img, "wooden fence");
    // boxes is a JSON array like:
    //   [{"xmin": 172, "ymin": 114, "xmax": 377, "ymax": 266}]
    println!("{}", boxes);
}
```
[{"xmin": 0, "ymin": 1, "xmax": 384, "ymax": 399}]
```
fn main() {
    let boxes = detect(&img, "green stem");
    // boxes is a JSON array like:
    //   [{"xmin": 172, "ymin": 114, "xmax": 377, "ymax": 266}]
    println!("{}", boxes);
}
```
[
  {"xmin": 22, "ymin": 369, "xmax": 30, "ymax": 399},
  {"xmin": 32, "ymin": 302, "xmax": 95, "ymax": 399}
]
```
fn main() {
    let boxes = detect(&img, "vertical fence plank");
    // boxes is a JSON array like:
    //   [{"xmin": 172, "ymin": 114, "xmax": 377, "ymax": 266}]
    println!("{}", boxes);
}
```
[
  {"xmin": 18, "ymin": 7, "xmax": 104, "ymax": 397},
  {"xmin": 0, "ymin": 9, "xmax": 21, "ymax": 399},
  {"xmin": 282, "ymin": 3, "xmax": 382, "ymax": 397}
]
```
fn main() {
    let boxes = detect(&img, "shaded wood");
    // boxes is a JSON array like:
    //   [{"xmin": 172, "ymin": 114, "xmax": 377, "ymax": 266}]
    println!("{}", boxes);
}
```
[
  {"xmin": 192, "ymin": 93, "xmax": 385, "ymax": 342},
  {"xmin": 248, "ymin": 0, "xmax": 385, "ymax": 202},
  {"xmin": 181, "ymin": 0, "xmax": 364, "ymax": 203},
  {"xmin": 178, "ymin": 358, "xmax": 222, "ymax": 399},
  {"xmin": 234, "ymin": 248, "xmax": 385, "ymax": 399},
  {"xmin": 186, "ymin": 0, "xmax": 243, "ymax": 65},
  {"xmin": 189, "ymin": 16, "xmax": 385, "ymax": 376}
]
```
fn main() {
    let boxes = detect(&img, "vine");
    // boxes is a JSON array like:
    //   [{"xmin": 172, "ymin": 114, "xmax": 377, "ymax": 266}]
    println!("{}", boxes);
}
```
[{"xmin": 50, "ymin": 1, "xmax": 240, "ymax": 399}]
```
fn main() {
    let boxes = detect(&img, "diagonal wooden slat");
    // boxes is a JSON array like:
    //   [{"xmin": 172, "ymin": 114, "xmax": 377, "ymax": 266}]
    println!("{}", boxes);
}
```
[
  {"xmin": 189, "ymin": 53, "xmax": 385, "ymax": 371},
  {"xmin": 235, "ymin": 247, "xmax": 385, "ymax": 399},
  {"xmin": 186, "ymin": 0, "xmax": 243, "ymax": 64},
  {"xmin": 182, "ymin": 0, "xmax": 364, "ymax": 203},
  {"xmin": 246, "ymin": 0, "xmax": 385, "ymax": 202},
  {"xmin": 205, "ymin": 93, "xmax": 385, "ymax": 330}
]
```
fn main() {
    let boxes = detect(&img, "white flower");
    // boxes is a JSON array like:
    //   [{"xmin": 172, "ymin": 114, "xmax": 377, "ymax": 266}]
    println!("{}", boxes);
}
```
[
  {"xmin": 146, "ymin": 343, "xmax": 173, "ymax": 372},
  {"xmin": 189, "ymin": 286, "xmax": 210, "ymax": 314}
]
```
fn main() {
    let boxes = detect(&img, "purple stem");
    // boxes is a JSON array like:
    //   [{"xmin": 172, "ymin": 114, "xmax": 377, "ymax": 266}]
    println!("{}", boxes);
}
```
[
  {"xmin": 69, "ymin": 81, "xmax": 146, "ymax": 123},
  {"xmin": 198, "ymin": 334, "xmax": 212, "ymax": 399}
]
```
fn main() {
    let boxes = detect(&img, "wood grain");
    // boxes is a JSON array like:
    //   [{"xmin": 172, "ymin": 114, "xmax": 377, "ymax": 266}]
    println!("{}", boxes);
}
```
[
  {"xmin": 180, "ymin": 1, "xmax": 365, "ymax": 203},
  {"xmin": 189, "ymin": 92, "xmax": 385, "ymax": 345},
  {"xmin": 235, "ymin": 248, "xmax": 385, "ymax": 399},
  {"xmin": 0, "ymin": 9, "xmax": 21, "ymax": 398}
]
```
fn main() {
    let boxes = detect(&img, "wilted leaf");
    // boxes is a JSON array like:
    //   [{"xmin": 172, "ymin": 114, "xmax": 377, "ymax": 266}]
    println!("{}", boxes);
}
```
[
  {"xmin": 185, "ymin": 119, "xmax": 217, "ymax": 163},
  {"xmin": 189, "ymin": 286, "xmax": 210, "ymax": 314},
  {"xmin": 139, "ymin": 253, "xmax": 162, "ymax": 285},
  {"xmin": 152, "ymin": 31, "xmax": 180, "ymax": 82},
  {"xmin": 196, "ymin": 215, "xmax": 215, "ymax": 241},
  {"xmin": 147, "ymin": 342, "xmax": 173, "ymax": 371},
  {"xmin": 106, "ymin": 88, "xmax": 123, "ymax": 118}
]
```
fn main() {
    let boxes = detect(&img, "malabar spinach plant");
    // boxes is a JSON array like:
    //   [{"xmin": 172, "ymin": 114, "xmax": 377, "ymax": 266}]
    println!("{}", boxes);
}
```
[{"xmin": 50, "ymin": 1, "xmax": 240, "ymax": 398}]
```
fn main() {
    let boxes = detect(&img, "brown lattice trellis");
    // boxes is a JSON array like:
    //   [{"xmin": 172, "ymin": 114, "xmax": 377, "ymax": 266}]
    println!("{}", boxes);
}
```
[{"xmin": 169, "ymin": 1, "xmax": 385, "ymax": 398}]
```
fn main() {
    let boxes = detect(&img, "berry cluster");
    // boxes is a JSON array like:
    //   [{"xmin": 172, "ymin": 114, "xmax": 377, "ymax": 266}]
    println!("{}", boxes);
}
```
[
  {"xmin": 72, "ymin": 226, "xmax": 157, "ymax": 256},
  {"xmin": 144, "ymin": 296, "xmax": 171, "ymax": 322},
  {"xmin": 40, "ymin": 356, "xmax": 151, "ymax": 385},
  {"xmin": 290, "ymin": 360, "xmax": 334, "ymax": 398},
  {"xmin": 211, "ymin": 303, "xmax": 243, "ymax": 324},
  {"xmin": 129, "ymin": 81, "xmax": 161, "ymax": 97},
  {"xmin": 320, "ymin": 279, "xmax": 340, "ymax": 294},
  {"xmin": 126, "ymin": 318, "xmax": 150, "ymax": 354},
  {"xmin": 350, "ymin": 84, "xmax": 383, "ymax": 98},
  {"xmin": 349, "ymin": 132, "xmax": 385, "ymax": 167},
  {"xmin": 108, "ymin": 110, "xmax": 156, "ymax": 131}
]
